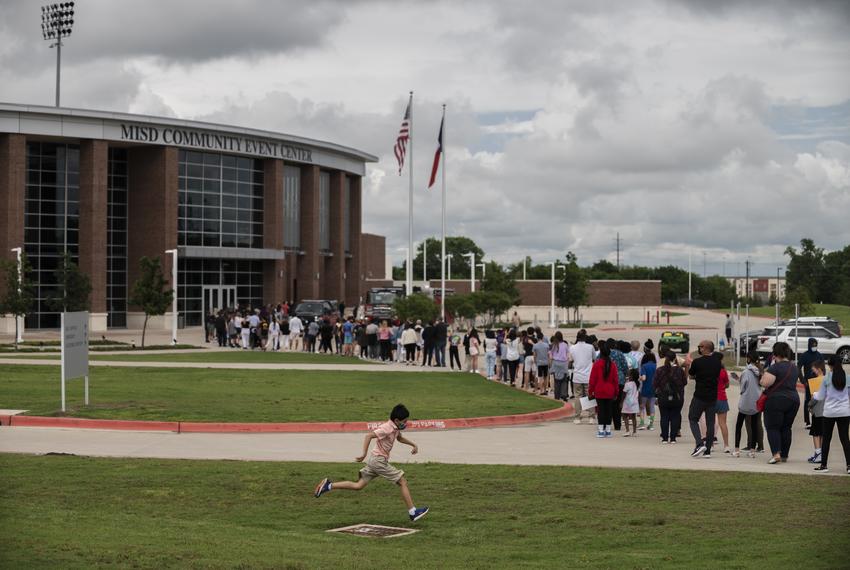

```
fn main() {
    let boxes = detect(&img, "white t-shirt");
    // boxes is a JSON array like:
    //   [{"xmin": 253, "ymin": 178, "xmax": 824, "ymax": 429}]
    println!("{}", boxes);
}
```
[
  {"xmin": 289, "ymin": 316, "xmax": 303, "ymax": 334},
  {"xmin": 570, "ymin": 341, "xmax": 594, "ymax": 384}
]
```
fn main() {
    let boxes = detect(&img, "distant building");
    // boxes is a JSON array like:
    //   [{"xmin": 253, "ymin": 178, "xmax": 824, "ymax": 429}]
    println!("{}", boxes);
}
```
[{"xmin": 727, "ymin": 276, "xmax": 785, "ymax": 302}]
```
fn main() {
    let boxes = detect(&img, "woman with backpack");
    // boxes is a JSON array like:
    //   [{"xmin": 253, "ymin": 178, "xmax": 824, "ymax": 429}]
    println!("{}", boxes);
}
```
[
  {"xmin": 812, "ymin": 355, "xmax": 850, "ymax": 474},
  {"xmin": 653, "ymin": 350, "xmax": 687, "ymax": 444}
]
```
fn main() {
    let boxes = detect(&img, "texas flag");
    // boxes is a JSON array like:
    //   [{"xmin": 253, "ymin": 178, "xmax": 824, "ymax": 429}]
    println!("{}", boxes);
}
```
[{"xmin": 427, "ymin": 115, "xmax": 443, "ymax": 189}]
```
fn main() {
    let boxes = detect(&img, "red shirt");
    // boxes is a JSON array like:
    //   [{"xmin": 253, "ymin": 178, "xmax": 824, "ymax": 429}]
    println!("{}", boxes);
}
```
[
  {"xmin": 589, "ymin": 359, "xmax": 620, "ymax": 400},
  {"xmin": 717, "ymin": 368, "xmax": 729, "ymax": 401}
]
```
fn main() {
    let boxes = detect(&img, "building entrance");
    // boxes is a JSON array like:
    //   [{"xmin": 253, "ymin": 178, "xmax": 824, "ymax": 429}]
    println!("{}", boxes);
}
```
[{"xmin": 202, "ymin": 286, "xmax": 238, "ymax": 318}]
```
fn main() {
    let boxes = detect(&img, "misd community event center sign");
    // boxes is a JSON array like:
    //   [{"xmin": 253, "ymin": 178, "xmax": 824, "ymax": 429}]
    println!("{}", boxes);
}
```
[
  {"xmin": 119, "ymin": 123, "xmax": 314, "ymax": 163},
  {"xmin": 61, "ymin": 311, "xmax": 90, "ymax": 412}
]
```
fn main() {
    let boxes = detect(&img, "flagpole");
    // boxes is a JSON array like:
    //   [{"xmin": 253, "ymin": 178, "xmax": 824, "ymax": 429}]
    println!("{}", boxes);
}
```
[
  {"xmin": 440, "ymin": 104, "xmax": 447, "ymax": 320},
  {"xmin": 406, "ymin": 91, "xmax": 414, "ymax": 298}
]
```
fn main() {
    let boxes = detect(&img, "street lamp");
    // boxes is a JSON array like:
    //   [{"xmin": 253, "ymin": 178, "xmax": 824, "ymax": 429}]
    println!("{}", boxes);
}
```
[
  {"xmin": 462, "ymin": 252, "xmax": 475, "ymax": 293},
  {"xmin": 445, "ymin": 254, "xmax": 453, "ymax": 280},
  {"xmin": 10, "ymin": 247, "xmax": 23, "ymax": 343},
  {"xmin": 165, "ymin": 249, "xmax": 178, "ymax": 345},
  {"xmin": 477, "ymin": 262, "xmax": 486, "ymax": 278},
  {"xmin": 423, "ymin": 239, "xmax": 427, "ymax": 283},
  {"xmin": 549, "ymin": 262, "xmax": 566, "ymax": 328},
  {"xmin": 41, "ymin": 2, "xmax": 75, "ymax": 107}
]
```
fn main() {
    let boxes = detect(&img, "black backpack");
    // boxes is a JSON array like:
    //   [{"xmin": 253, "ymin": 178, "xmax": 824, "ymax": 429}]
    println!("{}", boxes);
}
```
[{"xmin": 655, "ymin": 367, "xmax": 682, "ymax": 405}]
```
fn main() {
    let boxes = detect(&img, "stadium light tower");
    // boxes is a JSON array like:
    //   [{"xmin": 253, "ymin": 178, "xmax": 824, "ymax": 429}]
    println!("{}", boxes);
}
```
[{"xmin": 41, "ymin": 2, "xmax": 75, "ymax": 107}]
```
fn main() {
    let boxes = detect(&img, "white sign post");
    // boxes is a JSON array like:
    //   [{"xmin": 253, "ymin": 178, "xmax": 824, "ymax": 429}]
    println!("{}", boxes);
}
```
[{"xmin": 61, "ymin": 311, "xmax": 90, "ymax": 412}]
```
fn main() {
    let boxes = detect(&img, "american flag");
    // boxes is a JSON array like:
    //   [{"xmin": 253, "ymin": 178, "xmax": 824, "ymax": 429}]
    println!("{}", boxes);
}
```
[{"xmin": 394, "ymin": 101, "xmax": 411, "ymax": 174}]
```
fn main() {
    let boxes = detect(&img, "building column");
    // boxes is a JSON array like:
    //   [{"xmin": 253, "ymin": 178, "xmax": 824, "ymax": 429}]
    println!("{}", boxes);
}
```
[
  {"xmin": 326, "ymin": 171, "xmax": 345, "ymax": 303},
  {"xmin": 296, "ymin": 165, "xmax": 321, "ymax": 300},
  {"xmin": 263, "ymin": 158, "xmax": 285, "ymax": 305},
  {"xmin": 126, "ymin": 146, "xmax": 178, "ymax": 329},
  {"xmin": 78, "ymin": 140, "xmax": 109, "ymax": 331},
  {"xmin": 0, "ymin": 134, "xmax": 26, "ymax": 335},
  {"xmin": 346, "ymin": 175, "xmax": 363, "ymax": 308}
]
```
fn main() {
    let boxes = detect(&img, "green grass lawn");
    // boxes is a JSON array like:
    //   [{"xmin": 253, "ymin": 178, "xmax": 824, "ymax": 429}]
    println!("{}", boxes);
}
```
[
  {"xmin": 0, "ymin": 365, "xmax": 559, "ymax": 422},
  {"xmin": 0, "ymin": 351, "xmax": 372, "ymax": 365},
  {"xmin": 714, "ymin": 303, "xmax": 850, "ymax": 329},
  {"xmin": 1, "ymin": 454, "xmax": 847, "ymax": 569}
]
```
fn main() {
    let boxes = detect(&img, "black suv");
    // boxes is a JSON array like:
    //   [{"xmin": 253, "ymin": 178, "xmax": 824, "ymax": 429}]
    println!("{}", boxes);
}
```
[{"xmin": 293, "ymin": 300, "xmax": 337, "ymax": 323}]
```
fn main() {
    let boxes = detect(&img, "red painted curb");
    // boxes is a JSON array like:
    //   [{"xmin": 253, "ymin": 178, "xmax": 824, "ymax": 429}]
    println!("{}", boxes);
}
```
[
  {"xmin": 9, "ymin": 416, "xmax": 179, "ymax": 431},
  {"xmin": 0, "ymin": 414, "xmax": 11, "ymax": 427},
  {"xmin": 5, "ymin": 402, "xmax": 574, "ymax": 433}
]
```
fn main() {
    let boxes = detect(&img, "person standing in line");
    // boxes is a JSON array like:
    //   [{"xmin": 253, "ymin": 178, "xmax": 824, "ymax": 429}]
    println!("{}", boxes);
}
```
[
  {"xmin": 798, "ymin": 338, "xmax": 824, "ymax": 429},
  {"xmin": 280, "ymin": 317, "xmax": 291, "ymax": 352},
  {"xmin": 214, "ymin": 311, "xmax": 227, "ymax": 347},
  {"xmin": 448, "ymin": 327, "xmax": 462, "ymax": 370},
  {"xmin": 812, "ymin": 355, "xmax": 850, "ymax": 474},
  {"xmin": 549, "ymin": 332, "xmax": 569, "ymax": 400},
  {"xmin": 683, "ymin": 340, "xmax": 722, "ymax": 458},
  {"xmin": 571, "ymin": 330, "xmax": 595, "ymax": 424},
  {"xmin": 520, "ymin": 331, "xmax": 535, "ymax": 390},
  {"xmin": 378, "ymin": 320, "xmax": 392, "ymax": 362},
  {"xmin": 724, "ymin": 313, "xmax": 734, "ymax": 345},
  {"xmin": 401, "ymin": 323, "xmax": 418, "ymax": 365},
  {"xmin": 495, "ymin": 328, "xmax": 505, "ymax": 381},
  {"xmin": 395, "ymin": 319, "xmax": 406, "ymax": 363},
  {"xmin": 468, "ymin": 328, "xmax": 481, "ymax": 374},
  {"xmin": 289, "ymin": 314, "xmax": 303, "ymax": 352},
  {"xmin": 356, "ymin": 320, "xmax": 368, "ymax": 359},
  {"xmin": 715, "ymin": 355, "xmax": 732, "ymax": 453},
  {"xmin": 609, "ymin": 340, "xmax": 629, "ymax": 431},
  {"xmin": 342, "ymin": 317, "xmax": 354, "ymax": 357},
  {"xmin": 422, "ymin": 321, "xmax": 436, "ymax": 367},
  {"xmin": 805, "ymin": 360, "xmax": 826, "ymax": 464},
  {"xmin": 366, "ymin": 319, "xmax": 379, "ymax": 360},
  {"xmin": 638, "ymin": 352, "xmax": 657, "ymax": 431},
  {"xmin": 505, "ymin": 330, "xmax": 521, "ymax": 386},
  {"xmin": 653, "ymin": 349, "xmax": 687, "ymax": 443},
  {"xmin": 434, "ymin": 319, "xmax": 448, "ymax": 368},
  {"xmin": 622, "ymin": 369, "xmax": 641, "ymax": 437},
  {"xmin": 732, "ymin": 352, "xmax": 764, "ymax": 457},
  {"xmin": 534, "ymin": 332, "xmax": 553, "ymax": 396},
  {"xmin": 268, "ymin": 317, "xmax": 281, "ymax": 351},
  {"xmin": 240, "ymin": 313, "xmax": 252, "ymax": 349},
  {"xmin": 228, "ymin": 313, "xmax": 239, "ymax": 348},
  {"xmin": 589, "ymin": 342, "xmax": 619, "ymax": 438},
  {"xmin": 484, "ymin": 330, "xmax": 498, "ymax": 380},
  {"xmin": 760, "ymin": 342, "xmax": 801, "ymax": 464},
  {"xmin": 498, "ymin": 328, "xmax": 509, "ymax": 382}
]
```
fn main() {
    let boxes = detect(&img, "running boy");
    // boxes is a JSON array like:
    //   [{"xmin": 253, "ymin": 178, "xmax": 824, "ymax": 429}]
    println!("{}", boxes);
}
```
[{"xmin": 314, "ymin": 404, "xmax": 429, "ymax": 522}]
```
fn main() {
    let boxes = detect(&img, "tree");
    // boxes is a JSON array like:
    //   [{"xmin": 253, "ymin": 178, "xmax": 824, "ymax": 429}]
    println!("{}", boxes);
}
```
[
  {"xmin": 130, "ymin": 256, "xmax": 174, "ymax": 348},
  {"xmin": 392, "ymin": 293, "xmax": 439, "ymax": 323},
  {"xmin": 409, "ymin": 236, "xmax": 485, "ymax": 281},
  {"xmin": 782, "ymin": 287, "xmax": 813, "ymax": 319},
  {"xmin": 472, "ymin": 290, "xmax": 513, "ymax": 326},
  {"xmin": 480, "ymin": 261, "xmax": 520, "ymax": 304},
  {"xmin": 445, "ymin": 294, "xmax": 477, "ymax": 328},
  {"xmin": 555, "ymin": 252, "xmax": 589, "ymax": 322},
  {"xmin": 0, "ymin": 253, "xmax": 35, "ymax": 350},
  {"xmin": 45, "ymin": 252, "xmax": 92, "ymax": 312},
  {"xmin": 784, "ymin": 239, "xmax": 824, "ymax": 302}
]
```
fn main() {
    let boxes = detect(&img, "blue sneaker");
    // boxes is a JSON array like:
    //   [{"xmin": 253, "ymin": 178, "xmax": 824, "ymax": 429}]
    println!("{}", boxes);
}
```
[
  {"xmin": 410, "ymin": 506, "xmax": 429, "ymax": 521},
  {"xmin": 314, "ymin": 477, "xmax": 332, "ymax": 498}
]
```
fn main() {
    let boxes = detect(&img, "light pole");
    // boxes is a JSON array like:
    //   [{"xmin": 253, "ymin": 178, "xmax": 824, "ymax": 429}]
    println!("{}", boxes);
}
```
[
  {"xmin": 445, "ymin": 254, "xmax": 453, "ymax": 280},
  {"xmin": 423, "ymin": 239, "xmax": 427, "ymax": 283},
  {"xmin": 41, "ymin": 2, "xmax": 75, "ymax": 107},
  {"xmin": 477, "ymin": 262, "xmax": 486, "ymax": 278},
  {"xmin": 463, "ymin": 252, "xmax": 475, "ymax": 293},
  {"xmin": 522, "ymin": 257, "xmax": 527, "ymax": 281},
  {"xmin": 165, "ymin": 249, "xmax": 178, "ymax": 345},
  {"xmin": 10, "ymin": 247, "xmax": 24, "ymax": 343},
  {"xmin": 688, "ymin": 249, "xmax": 692, "ymax": 305},
  {"xmin": 550, "ymin": 262, "xmax": 566, "ymax": 328}
]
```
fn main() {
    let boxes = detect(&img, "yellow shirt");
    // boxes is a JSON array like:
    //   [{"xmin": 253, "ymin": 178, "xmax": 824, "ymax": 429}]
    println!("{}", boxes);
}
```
[{"xmin": 808, "ymin": 374, "xmax": 824, "ymax": 395}]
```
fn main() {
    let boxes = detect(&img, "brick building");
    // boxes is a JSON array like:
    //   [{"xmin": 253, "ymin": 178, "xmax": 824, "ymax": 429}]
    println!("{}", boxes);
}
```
[{"xmin": 0, "ymin": 103, "xmax": 380, "ymax": 332}]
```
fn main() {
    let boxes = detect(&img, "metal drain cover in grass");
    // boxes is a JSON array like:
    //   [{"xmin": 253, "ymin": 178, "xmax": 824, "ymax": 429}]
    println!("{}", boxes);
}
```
[{"xmin": 327, "ymin": 523, "xmax": 419, "ymax": 538}]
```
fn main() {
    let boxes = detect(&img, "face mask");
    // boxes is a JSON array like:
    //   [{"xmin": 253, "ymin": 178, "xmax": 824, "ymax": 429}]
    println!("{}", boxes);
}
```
[{"xmin": 397, "ymin": 421, "xmax": 407, "ymax": 430}]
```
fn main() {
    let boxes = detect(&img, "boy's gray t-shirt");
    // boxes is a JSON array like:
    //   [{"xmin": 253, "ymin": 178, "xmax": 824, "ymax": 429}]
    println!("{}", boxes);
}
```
[{"xmin": 532, "ymin": 341, "xmax": 549, "ymax": 366}]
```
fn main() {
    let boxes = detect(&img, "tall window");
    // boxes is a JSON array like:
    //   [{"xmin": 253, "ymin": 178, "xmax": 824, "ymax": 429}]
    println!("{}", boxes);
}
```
[
  {"xmin": 319, "ymin": 171, "xmax": 330, "ymax": 251},
  {"xmin": 343, "ymin": 176, "xmax": 351, "ymax": 253},
  {"xmin": 23, "ymin": 142, "xmax": 80, "ymax": 329},
  {"xmin": 178, "ymin": 151, "xmax": 264, "ymax": 249},
  {"xmin": 107, "ymin": 148, "xmax": 128, "ymax": 328},
  {"xmin": 283, "ymin": 165, "xmax": 301, "ymax": 248}
]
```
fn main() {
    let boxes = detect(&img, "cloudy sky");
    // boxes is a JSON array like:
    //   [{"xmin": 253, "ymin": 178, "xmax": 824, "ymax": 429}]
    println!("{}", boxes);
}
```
[{"xmin": 2, "ymin": 0, "xmax": 849, "ymax": 276}]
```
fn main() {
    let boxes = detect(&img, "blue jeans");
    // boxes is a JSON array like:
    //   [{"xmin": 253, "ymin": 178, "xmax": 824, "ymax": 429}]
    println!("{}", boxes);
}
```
[
  {"xmin": 485, "ymin": 352, "xmax": 496, "ymax": 377},
  {"xmin": 434, "ymin": 341, "xmax": 446, "ymax": 367}
]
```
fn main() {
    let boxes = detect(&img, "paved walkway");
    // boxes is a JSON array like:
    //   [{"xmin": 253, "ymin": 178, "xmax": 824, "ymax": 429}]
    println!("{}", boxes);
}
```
[{"xmin": 2, "ymin": 381, "xmax": 840, "ymax": 477}]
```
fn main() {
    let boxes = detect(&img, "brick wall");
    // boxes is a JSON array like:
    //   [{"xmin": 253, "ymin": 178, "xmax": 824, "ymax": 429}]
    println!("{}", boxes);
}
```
[
  {"xmin": 425, "ymin": 279, "xmax": 661, "ymax": 306},
  {"xmin": 0, "ymin": 134, "xmax": 25, "ymax": 267},
  {"xmin": 78, "ymin": 140, "xmax": 109, "ymax": 313},
  {"xmin": 361, "ymin": 233, "xmax": 385, "ymax": 280}
]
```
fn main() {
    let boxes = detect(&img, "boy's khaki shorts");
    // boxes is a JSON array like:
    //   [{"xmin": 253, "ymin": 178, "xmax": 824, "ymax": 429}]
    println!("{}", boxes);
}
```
[{"xmin": 359, "ymin": 454, "xmax": 404, "ymax": 484}]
